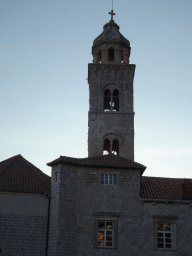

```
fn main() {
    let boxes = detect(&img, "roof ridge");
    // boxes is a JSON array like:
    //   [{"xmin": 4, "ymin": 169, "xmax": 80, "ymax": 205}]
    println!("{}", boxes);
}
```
[{"xmin": 141, "ymin": 176, "xmax": 192, "ymax": 181}]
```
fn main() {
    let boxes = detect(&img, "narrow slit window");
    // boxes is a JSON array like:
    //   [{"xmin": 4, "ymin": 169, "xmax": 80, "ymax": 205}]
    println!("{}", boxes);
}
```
[
  {"xmin": 54, "ymin": 172, "xmax": 58, "ymax": 182},
  {"xmin": 108, "ymin": 47, "xmax": 115, "ymax": 61}
]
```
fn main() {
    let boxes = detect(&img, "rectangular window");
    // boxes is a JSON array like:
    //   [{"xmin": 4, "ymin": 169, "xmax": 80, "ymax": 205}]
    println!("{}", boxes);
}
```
[
  {"xmin": 101, "ymin": 174, "xmax": 117, "ymax": 185},
  {"xmin": 157, "ymin": 223, "xmax": 172, "ymax": 249},
  {"xmin": 153, "ymin": 216, "xmax": 177, "ymax": 250},
  {"xmin": 97, "ymin": 221, "xmax": 114, "ymax": 247}
]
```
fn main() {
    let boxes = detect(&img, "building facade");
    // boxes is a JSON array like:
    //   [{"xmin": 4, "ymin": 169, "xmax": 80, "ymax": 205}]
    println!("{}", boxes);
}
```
[
  {"xmin": 88, "ymin": 18, "xmax": 135, "ymax": 160},
  {"xmin": 47, "ymin": 14, "xmax": 192, "ymax": 256},
  {"xmin": 0, "ymin": 13, "xmax": 192, "ymax": 256},
  {"xmin": 0, "ymin": 155, "xmax": 50, "ymax": 256}
]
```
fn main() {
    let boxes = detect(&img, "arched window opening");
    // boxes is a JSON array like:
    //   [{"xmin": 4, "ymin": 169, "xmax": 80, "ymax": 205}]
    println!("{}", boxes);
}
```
[
  {"xmin": 112, "ymin": 139, "xmax": 119, "ymax": 155},
  {"xmin": 108, "ymin": 47, "xmax": 115, "ymax": 61},
  {"xmin": 96, "ymin": 50, "xmax": 102, "ymax": 63},
  {"xmin": 121, "ymin": 50, "xmax": 126, "ymax": 63},
  {"xmin": 103, "ymin": 138, "xmax": 111, "ymax": 155},
  {"xmin": 104, "ymin": 89, "xmax": 111, "ymax": 111},
  {"xmin": 98, "ymin": 50, "xmax": 102, "ymax": 63},
  {"xmin": 112, "ymin": 89, "xmax": 119, "ymax": 111}
]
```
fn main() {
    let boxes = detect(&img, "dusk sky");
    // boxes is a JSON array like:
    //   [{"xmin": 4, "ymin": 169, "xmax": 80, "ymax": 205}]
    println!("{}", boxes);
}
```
[{"xmin": 1, "ymin": 0, "xmax": 192, "ymax": 178}]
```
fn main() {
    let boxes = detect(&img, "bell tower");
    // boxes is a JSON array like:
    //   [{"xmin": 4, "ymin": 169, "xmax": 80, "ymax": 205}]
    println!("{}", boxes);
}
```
[{"xmin": 88, "ymin": 12, "xmax": 135, "ymax": 160}]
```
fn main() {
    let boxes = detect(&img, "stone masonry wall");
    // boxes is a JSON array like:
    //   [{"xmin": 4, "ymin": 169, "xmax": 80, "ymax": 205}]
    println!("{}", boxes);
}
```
[
  {"xmin": 50, "ymin": 163, "xmax": 192, "ymax": 256},
  {"xmin": 47, "ymin": 164, "xmax": 60, "ymax": 256},
  {"xmin": 88, "ymin": 64, "xmax": 135, "ymax": 160},
  {"xmin": 0, "ymin": 214, "xmax": 47, "ymax": 256},
  {"xmin": 0, "ymin": 192, "xmax": 48, "ymax": 256},
  {"xmin": 76, "ymin": 166, "xmax": 141, "ymax": 256},
  {"xmin": 139, "ymin": 201, "xmax": 192, "ymax": 256},
  {"xmin": 48, "ymin": 164, "xmax": 78, "ymax": 256}
]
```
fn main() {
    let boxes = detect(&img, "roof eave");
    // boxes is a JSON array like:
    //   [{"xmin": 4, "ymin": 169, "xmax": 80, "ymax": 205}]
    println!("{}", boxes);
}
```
[{"xmin": 47, "ymin": 157, "xmax": 146, "ymax": 175}]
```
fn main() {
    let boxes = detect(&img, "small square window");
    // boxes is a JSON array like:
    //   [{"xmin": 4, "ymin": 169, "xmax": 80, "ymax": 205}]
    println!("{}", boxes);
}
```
[{"xmin": 101, "ymin": 174, "xmax": 117, "ymax": 185}]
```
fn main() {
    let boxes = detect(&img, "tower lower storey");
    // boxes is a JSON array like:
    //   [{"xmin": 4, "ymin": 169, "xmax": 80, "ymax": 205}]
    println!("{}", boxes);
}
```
[{"xmin": 88, "ymin": 112, "xmax": 134, "ymax": 160}]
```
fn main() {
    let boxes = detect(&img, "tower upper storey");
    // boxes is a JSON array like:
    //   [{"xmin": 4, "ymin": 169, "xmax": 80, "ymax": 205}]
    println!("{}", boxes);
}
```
[
  {"xmin": 88, "ymin": 13, "xmax": 135, "ymax": 160},
  {"xmin": 92, "ymin": 19, "xmax": 131, "ymax": 64}
]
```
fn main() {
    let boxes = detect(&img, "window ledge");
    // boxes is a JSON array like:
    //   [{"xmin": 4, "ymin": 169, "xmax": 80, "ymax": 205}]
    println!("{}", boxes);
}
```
[
  {"xmin": 92, "ymin": 212, "xmax": 120, "ymax": 217},
  {"xmin": 94, "ymin": 246, "xmax": 117, "ymax": 249},
  {"xmin": 153, "ymin": 249, "xmax": 177, "ymax": 251}
]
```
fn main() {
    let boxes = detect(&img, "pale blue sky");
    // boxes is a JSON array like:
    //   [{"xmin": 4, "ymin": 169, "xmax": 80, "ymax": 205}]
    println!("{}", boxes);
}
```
[{"xmin": 0, "ymin": 0, "xmax": 192, "ymax": 178}]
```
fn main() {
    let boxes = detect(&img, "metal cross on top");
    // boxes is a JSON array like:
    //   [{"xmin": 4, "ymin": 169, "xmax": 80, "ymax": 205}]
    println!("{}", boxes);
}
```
[{"xmin": 109, "ymin": 10, "xmax": 115, "ymax": 21}]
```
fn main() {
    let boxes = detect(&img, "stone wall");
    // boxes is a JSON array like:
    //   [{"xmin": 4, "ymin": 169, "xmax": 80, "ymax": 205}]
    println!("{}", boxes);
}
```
[
  {"xmin": 0, "ymin": 192, "xmax": 49, "ymax": 256},
  {"xmin": 48, "ymin": 164, "xmax": 78, "ymax": 256},
  {"xmin": 76, "ymin": 166, "xmax": 141, "ymax": 256},
  {"xmin": 139, "ymin": 201, "xmax": 192, "ymax": 256},
  {"xmin": 88, "ymin": 64, "xmax": 135, "ymax": 160},
  {"xmin": 48, "ymin": 163, "xmax": 192, "ymax": 256},
  {"xmin": 48, "ymin": 163, "xmax": 142, "ymax": 256}
]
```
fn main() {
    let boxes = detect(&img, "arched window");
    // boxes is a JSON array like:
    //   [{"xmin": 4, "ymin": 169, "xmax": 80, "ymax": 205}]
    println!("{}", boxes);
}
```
[
  {"xmin": 121, "ymin": 50, "xmax": 126, "ymax": 63},
  {"xmin": 104, "ymin": 88, "xmax": 119, "ymax": 112},
  {"xmin": 103, "ymin": 138, "xmax": 119, "ymax": 155},
  {"xmin": 103, "ymin": 138, "xmax": 111, "ymax": 155},
  {"xmin": 112, "ymin": 89, "xmax": 119, "ymax": 111},
  {"xmin": 96, "ymin": 50, "xmax": 102, "ymax": 63},
  {"xmin": 108, "ymin": 47, "xmax": 115, "ymax": 61},
  {"xmin": 98, "ymin": 50, "xmax": 102, "ymax": 63},
  {"xmin": 104, "ymin": 89, "xmax": 111, "ymax": 111},
  {"xmin": 112, "ymin": 139, "xmax": 119, "ymax": 155}
]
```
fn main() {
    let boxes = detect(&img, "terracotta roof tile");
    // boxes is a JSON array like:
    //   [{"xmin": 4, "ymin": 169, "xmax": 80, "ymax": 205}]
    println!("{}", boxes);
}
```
[
  {"xmin": 47, "ymin": 154, "xmax": 146, "ymax": 174},
  {"xmin": 1, "ymin": 155, "xmax": 191, "ymax": 200},
  {"xmin": 0, "ymin": 155, "xmax": 51, "ymax": 194},
  {"xmin": 141, "ymin": 176, "xmax": 192, "ymax": 200}
]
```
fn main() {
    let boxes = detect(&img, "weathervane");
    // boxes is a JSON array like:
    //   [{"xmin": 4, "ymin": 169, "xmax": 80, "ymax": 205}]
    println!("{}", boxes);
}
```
[{"xmin": 109, "ymin": 0, "xmax": 115, "ymax": 21}]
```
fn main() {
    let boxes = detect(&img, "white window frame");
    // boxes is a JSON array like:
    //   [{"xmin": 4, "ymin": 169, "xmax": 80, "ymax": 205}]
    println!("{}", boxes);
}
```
[
  {"xmin": 97, "ymin": 221, "xmax": 114, "ymax": 248},
  {"xmin": 153, "ymin": 216, "xmax": 177, "ymax": 251},
  {"xmin": 157, "ymin": 223, "xmax": 173, "ymax": 249},
  {"xmin": 101, "ymin": 174, "xmax": 117, "ymax": 185},
  {"xmin": 93, "ymin": 214, "xmax": 119, "ymax": 249}
]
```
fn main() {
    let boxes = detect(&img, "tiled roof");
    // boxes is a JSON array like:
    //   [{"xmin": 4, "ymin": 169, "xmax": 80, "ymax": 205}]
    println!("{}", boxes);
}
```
[
  {"xmin": 47, "ymin": 154, "xmax": 146, "ymax": 174},
  {"xmin": 0, "ymin": 155, "xmax": 51, "ymax": 194},
  {"xmin": 141, "ymin": 176, "xmax": 192, "ymax": 200}
]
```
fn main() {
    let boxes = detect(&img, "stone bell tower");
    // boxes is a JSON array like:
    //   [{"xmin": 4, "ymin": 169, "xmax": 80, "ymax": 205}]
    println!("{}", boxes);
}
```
[{"xmin": 88, "ymin": 11, "xmax": 135, "ymax": 160}]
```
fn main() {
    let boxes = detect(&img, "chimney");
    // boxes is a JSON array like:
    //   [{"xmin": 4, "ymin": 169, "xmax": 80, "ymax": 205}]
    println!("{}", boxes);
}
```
[{"xmin": 182, "ymin": 179, "xmax": 192, "ymax": 200}]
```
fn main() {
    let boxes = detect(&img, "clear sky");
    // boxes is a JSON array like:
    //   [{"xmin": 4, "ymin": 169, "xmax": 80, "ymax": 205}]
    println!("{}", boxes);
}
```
[{"xmin": 1, "ymin": 0, "xmax": 192, "ymax": 178}]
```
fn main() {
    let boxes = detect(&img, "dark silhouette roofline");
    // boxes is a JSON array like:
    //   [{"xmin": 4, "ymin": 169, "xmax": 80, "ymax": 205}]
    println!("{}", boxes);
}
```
[
  {"xmin": 0, "ymin": 154, "xmax": 50, "ymax": 194},
  {"xmin": 47, "ymin": 154, "xmax": 146, "ymax": 175}
]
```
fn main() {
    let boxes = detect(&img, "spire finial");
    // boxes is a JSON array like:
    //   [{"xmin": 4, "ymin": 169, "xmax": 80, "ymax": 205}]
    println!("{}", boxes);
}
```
[
  {"xmin": 109, "ymin": 9, "xmax": 115, "ymax": 21},
  {"xmin": 109, "ymin": 0, "xmax": 115, "ymax": 21}
]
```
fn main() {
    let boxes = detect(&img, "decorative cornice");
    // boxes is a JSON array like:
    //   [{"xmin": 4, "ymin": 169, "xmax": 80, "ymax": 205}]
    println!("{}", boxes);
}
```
[{"xmin": 141, "ymin": 198, "xmax": 192, "ymax": 206}]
